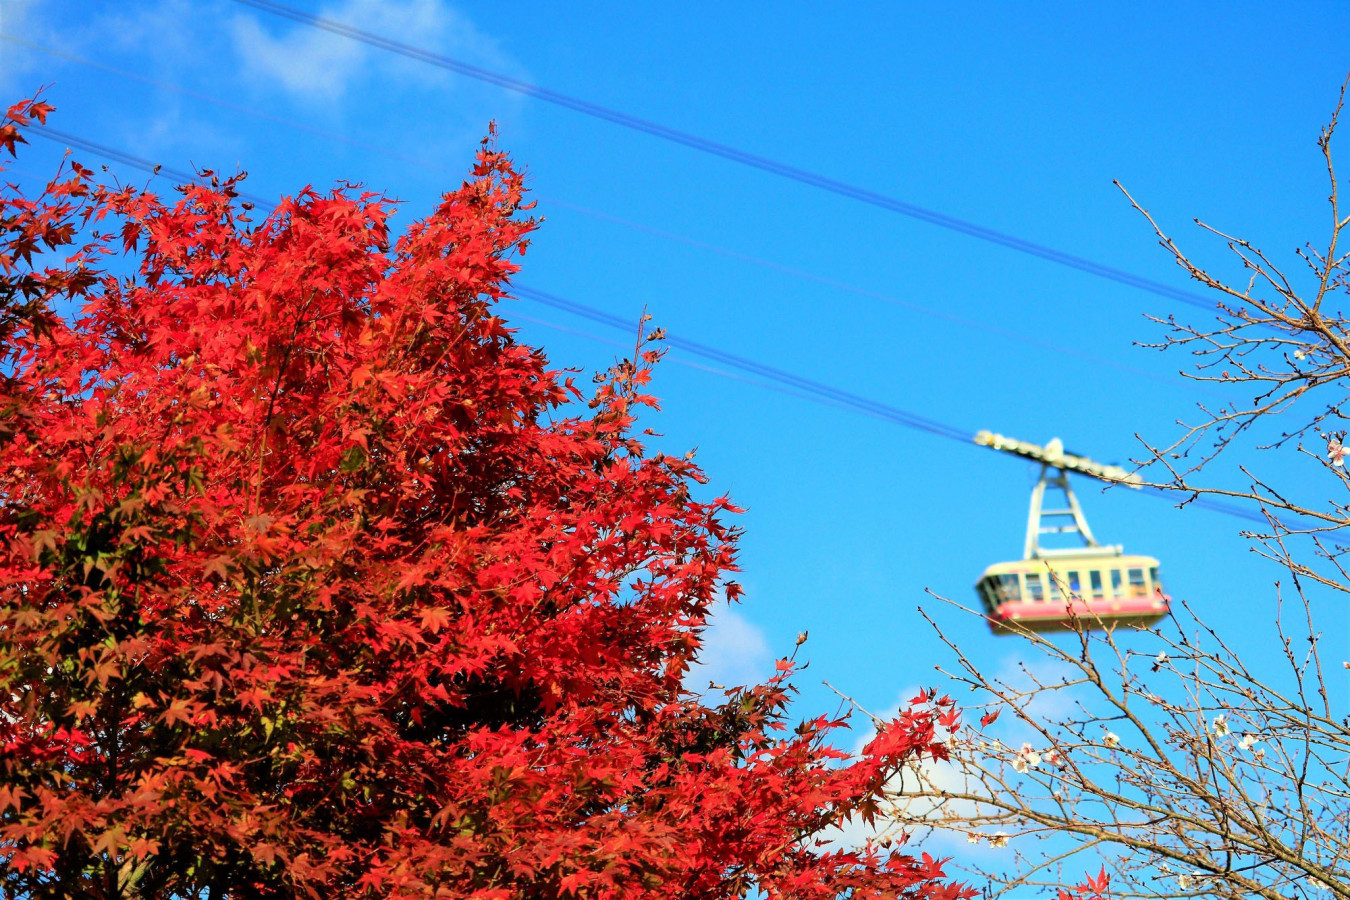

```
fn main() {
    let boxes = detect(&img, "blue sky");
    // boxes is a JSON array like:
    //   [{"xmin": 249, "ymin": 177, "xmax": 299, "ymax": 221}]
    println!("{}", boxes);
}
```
[{"xmin": 2, "ymin": 0, "xmax": 1346, "ymax": 859}]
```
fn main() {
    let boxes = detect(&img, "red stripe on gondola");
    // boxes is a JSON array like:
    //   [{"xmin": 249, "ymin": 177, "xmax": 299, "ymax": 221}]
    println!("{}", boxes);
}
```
[{"xmin": 991, "ymin": 595, "xmax": 1170, "ymax": 628}]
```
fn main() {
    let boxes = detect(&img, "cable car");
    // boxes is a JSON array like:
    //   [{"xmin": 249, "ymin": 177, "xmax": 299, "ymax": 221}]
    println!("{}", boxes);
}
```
[{"xmin": 973, "ymin": 431, "xmax": 1170, "ymax": 634}]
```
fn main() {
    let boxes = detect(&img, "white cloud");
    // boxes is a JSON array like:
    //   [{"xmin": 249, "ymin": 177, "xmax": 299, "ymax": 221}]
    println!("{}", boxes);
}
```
[
  {"xmin": 230, "ymin": 0, "xmax": 514, "ymax": 103},
  {"xmin": 96, "ymin": 0, "xmax": 205, "ymax": 62},
  {"xmin": 683, "ymin": 597, "xmax": 773, "ymax": 695},
  {"xmin": 819, "ymin": 685, "xmax": 989, "ymax": 854},
  {"xmin": 988, "ymin": 652, "xmax": 1081, "ymax": 719},
  {"xmin": 2, "ymin": 0, "xmax": 527, "ymax": 179},
  {"xmin": 0, "ymin": 0, "xmax": 49, "ymax": 94},
  {"xmin": 818, "ymin": 675, "xmax": 1069, "ymax": 862},
  {"xmin": 0, "ymin": 0, "xmax": 240, "ymax": 150},
  {"xmin": 231, "ymin": 6, "xmax": 365, "ymax": 101}
]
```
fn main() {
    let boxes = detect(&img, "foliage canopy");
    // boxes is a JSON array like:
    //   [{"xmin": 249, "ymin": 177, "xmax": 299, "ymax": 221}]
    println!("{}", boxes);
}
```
[{"xmin": 0, "ymin": 98, "xmax": 968, "ymax": 900}]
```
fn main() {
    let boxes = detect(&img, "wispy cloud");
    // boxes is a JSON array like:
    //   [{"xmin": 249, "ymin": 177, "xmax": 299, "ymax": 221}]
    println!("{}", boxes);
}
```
[
  {"xmin": 229, "ymin": 0, "xmax": 516, "ymax": 103},
  {"xmin": 821, "ymin": 657, "xmax": 1081, "ymax": 860},
  {"xmin": 683, "ymin": 596, "xmax": 773, "ymax": 695},
  {"xmin": 817, "ymin": 685, "xmax": 961, "ymax": 853},
  {"xmin": 4, "ymin": 0, "xmax": 527, "ymax": 196},
  {"xmin": 231, "ymin": 5, "xmax": 364, "ymax": 101},
  {"xmin": 0, "ymin": 0, "xmax": 50, "ymax": 95}
]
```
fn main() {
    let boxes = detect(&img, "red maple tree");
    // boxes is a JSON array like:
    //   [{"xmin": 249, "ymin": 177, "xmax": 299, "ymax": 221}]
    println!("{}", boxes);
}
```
[{"xmin": 0, "ymin": 97, "xmax": 971, "ymax": 900}]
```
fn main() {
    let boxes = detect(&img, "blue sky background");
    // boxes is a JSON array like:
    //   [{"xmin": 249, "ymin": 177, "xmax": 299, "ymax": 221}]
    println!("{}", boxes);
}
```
[{"xmin": 1, "ymin": 0, "xmax": 1346, "ymax": 870}]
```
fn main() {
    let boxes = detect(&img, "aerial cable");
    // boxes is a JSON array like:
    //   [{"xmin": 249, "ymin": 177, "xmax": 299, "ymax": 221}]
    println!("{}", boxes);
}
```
[
  {"xmin": 16, "ymin": 127, "xmax": 1270, "ymax": 528},
  {"xmin": 27, "ymin": 126, "xmax": 273, "ymax": 208},
  {"xmin": 231, "ymin": 0, "xmax": 1214, "ymax": 311},
  {"xmin": 511, "ymin": 310, "xmax": 892, "ymax": 420},
  {"xmin": 512, "ymin": 285, "xmax": 972, "ymax": 443},
  {"xmin": 0, "ymin": 37, "xmax": 1197, "ymax": 393},
  {"xmin": 511, "ymin": 287, "xmax": 1269, "ymax": 526},
  {"xmin": 29, "ymin": 128, "xmax": 197, "ymax": 184},
  {"xmin": 21, "ymin": 124, "xmax": 966, "ymax": 443},
  {"xmin": 528, "ymin": 195, "xmax": 1214, "ymax": 397},
  {"xmin": 26, "ymin": 128, "xmax": 964, "ymax": 444}
]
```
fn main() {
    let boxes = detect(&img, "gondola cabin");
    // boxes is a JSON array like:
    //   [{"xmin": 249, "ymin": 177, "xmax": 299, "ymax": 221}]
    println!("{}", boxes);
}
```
[
  {"xmin": 972, "ymin": 431, "xmax": 1172, "ymax": 635},
  {"xmin": 976, "ymin": 551, "xmax": 1168, "ymax": 634}
]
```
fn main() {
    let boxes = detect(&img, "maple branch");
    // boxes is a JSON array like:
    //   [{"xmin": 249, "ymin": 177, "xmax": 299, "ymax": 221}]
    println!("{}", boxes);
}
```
[{"xmin": 250, "ymin": 288, "xmax": 319, "ymax": 515}]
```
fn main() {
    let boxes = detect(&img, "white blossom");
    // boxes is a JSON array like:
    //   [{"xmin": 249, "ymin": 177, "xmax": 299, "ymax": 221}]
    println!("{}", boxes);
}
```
[
  {"xmin": 989, "ymin": 831, "xmax": 1009, "ymax": 848},
  {"xmin": 1155, "ymin": 651, "xmax": 1168, "ymax": 665},
  {"xmin": 1014, "ymin": 742, "xmax": 1042, "ymax": 770},
  {"xmin": 1329, "ymin": 434, "xmax": 1347, "ymax": 467},
  {"xmin": 1239, "ymin": 733, "xmax": 1258, "ymax": 750},
  {"xmin": 1211, "ymin": 715, "xmax": 1230, "ymax": 737},
  {"xmin": 1102, "ymin": 731, "xmax": 1121, "ymax": 748},
  {"xmin": 1177, "ymin": 873, "xmax": 1194, "ymax": 890},
  {"xmin": 966, "ymin": 833, "xmax": 981, "ymax": 844}
]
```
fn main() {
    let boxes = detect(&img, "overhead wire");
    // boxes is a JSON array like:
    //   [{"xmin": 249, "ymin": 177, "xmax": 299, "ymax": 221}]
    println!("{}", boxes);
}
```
[
  {"xmin": 232, "ymin": 0, "xmax": 1216, "ymax": 311},
  {"xmin": 513, "ymin": 285, "xmax": 1269, "ymax": 526},
  {"xmin": 31, "ymin": 129, "xmax": 192, "ymax": 188},
  {"xmin": 513, "ymin": 285, "xmax": 971, "ymax": 442},
  {"xmin": 3, "ymin": 122, "xmax": 887, "ymax": 424},
  {"xmin": 0, "ymin": 34, "xmax": 1206, "ymax": 395},
  {"xmin": 510, "ymin": 310, "xmax": 892, "ymax": 418},
  {"xmin": 20, "ymin": 125, "xmax": 971, "ymax": 444},
  {"xmin": 458, "ymin": 309, "xmax": 1264, "ymax": 532},
  {"xmin": 19, "ymin": 127, "xmax": 1267, "ymax": 526},
  {"xmin": 530, "ymin": 196, "xmax": 1221, "ymax": 397}
]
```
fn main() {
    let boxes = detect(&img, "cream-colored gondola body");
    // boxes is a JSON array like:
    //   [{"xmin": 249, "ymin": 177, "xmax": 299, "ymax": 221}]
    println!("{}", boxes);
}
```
[{"xmin": 973, "ymin": 432, "xmax": 1170, "ymax": 634}]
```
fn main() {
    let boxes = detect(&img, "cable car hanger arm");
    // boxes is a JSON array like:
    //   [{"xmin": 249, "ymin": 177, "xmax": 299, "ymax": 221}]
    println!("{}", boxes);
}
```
[{"xmin": 974, "ymin": 430, "xmax": 1143, "ymax": 488}]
